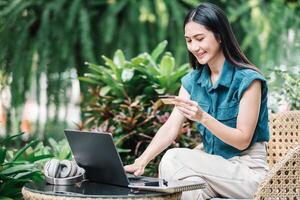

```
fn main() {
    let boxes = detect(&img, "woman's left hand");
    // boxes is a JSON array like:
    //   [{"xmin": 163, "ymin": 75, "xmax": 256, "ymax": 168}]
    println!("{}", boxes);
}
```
[{"xmin": 174, "ymin": 97, "xmax": 204, "ymax": 122}]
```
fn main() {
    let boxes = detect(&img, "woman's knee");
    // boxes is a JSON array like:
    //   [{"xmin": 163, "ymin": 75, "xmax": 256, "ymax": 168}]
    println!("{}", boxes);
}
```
[
  {"xmin": 160, "ymin": 148, "xmax": 187, "ymax": 167},
  {"xmin": 159, "ymin": 148, "xmax": 190, "ymax": 179},
  {"xmin": 159, "ymin": 148, "xmax": 179, "ymax": 171}
]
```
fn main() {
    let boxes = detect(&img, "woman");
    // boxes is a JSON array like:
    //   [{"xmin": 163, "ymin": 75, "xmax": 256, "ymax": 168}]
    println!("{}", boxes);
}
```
[{"xmin": 125, "ymin": 2, "xmax": 269, "ymax": 199}]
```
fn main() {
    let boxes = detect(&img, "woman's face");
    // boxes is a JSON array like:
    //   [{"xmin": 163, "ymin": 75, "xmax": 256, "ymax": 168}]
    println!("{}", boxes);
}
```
[{"xmin": 184, "ymin": 21, "xmax": 222, "ymax": 65}]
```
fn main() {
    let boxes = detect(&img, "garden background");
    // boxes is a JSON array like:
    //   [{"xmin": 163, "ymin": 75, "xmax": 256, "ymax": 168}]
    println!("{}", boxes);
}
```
[{"xmin": 0, "ymin": 0, "xmax": 299, "ymax": 199}]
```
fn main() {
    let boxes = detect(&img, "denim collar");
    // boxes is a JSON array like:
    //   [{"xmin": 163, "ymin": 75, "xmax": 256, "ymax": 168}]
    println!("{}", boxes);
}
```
[{"xmin": 197, "ymin": 60, "xmax": 234, "ymax": 90}]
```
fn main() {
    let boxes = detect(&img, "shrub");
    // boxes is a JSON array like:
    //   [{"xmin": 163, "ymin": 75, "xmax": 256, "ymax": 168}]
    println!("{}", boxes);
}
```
[
  {"xmin": 268, "ymin": 66, "xmax": 300, "ymax": 112},
  {"xmin": 0, "ymin": 132, "xmax": 72, "ymax": 199},
  {"xmin": 79, "ymin": 41, "xmax": 201, "ymax": 176},
  {"xmin": 0, "ymin": 133, "xmax": 51, "ymax": 199}
]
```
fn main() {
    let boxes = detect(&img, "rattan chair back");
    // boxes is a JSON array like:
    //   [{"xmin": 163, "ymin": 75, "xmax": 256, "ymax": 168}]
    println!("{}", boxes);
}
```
[
  {"xmin": 254, "ymin": 110, "xmax": 300, "ymax": 199},
  {"xmin": 255, "ymin": 144, "xmax": 300, "ymax": 199},
  {"xmin": 267, "ymin": 110, "xmax": 300, "ymax": 167}
]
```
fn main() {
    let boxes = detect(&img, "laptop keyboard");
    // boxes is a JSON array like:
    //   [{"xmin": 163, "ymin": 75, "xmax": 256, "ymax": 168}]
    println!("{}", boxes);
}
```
[
  {"xmin": 126, "ymin": 173, "xmax": 152, "ymax": 184},
  {"xmin": 126, "ymin": 173, "xmax": 143, "ymax": 180}
]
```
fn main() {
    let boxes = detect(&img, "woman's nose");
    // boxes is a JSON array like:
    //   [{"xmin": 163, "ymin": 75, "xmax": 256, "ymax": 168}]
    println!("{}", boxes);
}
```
[{"xmin": 190, "ymin": 42, "xmax": 200, "ymax": 52}]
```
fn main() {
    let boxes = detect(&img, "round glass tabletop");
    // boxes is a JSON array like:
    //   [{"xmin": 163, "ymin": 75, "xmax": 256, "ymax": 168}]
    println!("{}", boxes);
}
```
[{"xmin": 23, "ymin": 180, "xmax": 173, "ymax": 198}]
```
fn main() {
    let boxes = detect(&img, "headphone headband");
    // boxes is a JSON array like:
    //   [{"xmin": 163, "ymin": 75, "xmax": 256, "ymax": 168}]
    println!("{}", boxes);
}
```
[{"xmin": 44, "ymin": 159, "xmax": 86, "ymax": 185}]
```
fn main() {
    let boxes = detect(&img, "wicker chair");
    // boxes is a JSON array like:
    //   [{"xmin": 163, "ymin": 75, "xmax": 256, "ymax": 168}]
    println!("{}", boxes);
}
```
[{"xmin": 254, "ymin": 110, "xmax": 300, "ymax": 199}]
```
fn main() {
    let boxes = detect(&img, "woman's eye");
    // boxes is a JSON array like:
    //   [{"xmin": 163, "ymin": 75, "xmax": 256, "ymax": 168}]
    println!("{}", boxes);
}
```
[{"xmin": 196, "ymin": 38, "xmax": 203, "ymax": 41}]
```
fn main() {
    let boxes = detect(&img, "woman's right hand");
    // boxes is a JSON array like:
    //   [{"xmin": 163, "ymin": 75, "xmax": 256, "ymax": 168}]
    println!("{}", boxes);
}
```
[{"xmin": 124, "ymin": 157, "xmax": 147, "ymax": 176}]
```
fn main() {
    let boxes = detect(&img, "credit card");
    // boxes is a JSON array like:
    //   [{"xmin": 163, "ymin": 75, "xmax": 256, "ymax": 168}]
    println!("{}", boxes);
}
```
[{"xmin": 159, "ymin": 95, "xmax": 177, "ymax": 104}]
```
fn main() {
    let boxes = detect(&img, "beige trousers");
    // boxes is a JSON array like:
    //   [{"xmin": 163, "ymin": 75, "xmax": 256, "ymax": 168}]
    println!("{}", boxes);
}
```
[{"xmin": 158, "ymin": 142, "xmax": 268, "ymax": 200}]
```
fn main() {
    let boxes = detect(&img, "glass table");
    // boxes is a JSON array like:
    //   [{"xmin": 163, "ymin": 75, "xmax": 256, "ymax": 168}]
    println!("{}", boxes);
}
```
[{"xmin": 22, "ymin": 180, "xmax": 181, "ymax": 200}]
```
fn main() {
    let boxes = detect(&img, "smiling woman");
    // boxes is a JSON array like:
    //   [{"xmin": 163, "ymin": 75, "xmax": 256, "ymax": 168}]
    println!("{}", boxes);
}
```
[
  {"xmin": 184, "ymin": 22, "xmax": 223, "ymax": 70},
  {"xmin": 124, "ymin": 2, "xmax": 270, "ymax": 200}
]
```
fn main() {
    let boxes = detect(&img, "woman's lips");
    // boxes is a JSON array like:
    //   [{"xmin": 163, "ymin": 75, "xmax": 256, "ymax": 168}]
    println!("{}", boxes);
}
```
[
  {"xmin": 196, "ymin": 51, "xmax": 206, "ymax": 58},
  {"xmin": 194, "ymin": 51, "xmax": 207, "ymax": 59}
]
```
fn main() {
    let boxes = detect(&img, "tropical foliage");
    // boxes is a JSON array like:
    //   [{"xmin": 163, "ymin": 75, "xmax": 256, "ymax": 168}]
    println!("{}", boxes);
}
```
[
  {"xmin": 1, "ymin": 0, "xmax": 300, "ymax": 134},
  {"xmin": 0, "ymin": 133, "xmax": 47, "ymax": 199},
  {"xmin": 79, "ymin": 41, "xmax": 200, "ymax": 175},
  {"xmin": 268, "ymin": 66, "xmax": 300, "ymax": 112},
  {"xmin": 0, "ymin": 0, "xmax": 196, "ymax": 134},
  {"xmin": 0, "ymin": 132, "xmax": 72, "ymax": 199}
]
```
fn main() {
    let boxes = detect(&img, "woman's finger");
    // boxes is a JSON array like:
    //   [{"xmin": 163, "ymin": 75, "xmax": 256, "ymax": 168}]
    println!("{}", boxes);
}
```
[
  {"xmin": 174, "ymin": 97, "xmax": 194, "ymax": 106},
  {"xmin": 134, "ymin": 168, "xmax": 143, "ymax": 176},
  {"xmin": 175, "ymin": 97, "xmax": 198, "ymax": 106},
  {"xmin": 176, "ymin": 107, "xmax": 192, "ymax": 119},
  {"xmin": 124, "ymin": 164, "xmax": 134, "ymax": 172},
  {"xmin": 175, "ymin": 98, "xmax": 199, "ymax": 110},
  {"xmin": 175, "ymin": 101, "xmax": 193, "ymax": 111},
  {"xmin": 124, "ymin": 164, "xmax": 139, "ymax": 173},
  {"xmin": 177, "ymin": 103, "xmax": 199, "ymax": 116},
  {"xmin": 176, "ymin": 105, "xmax": 193, "ymax": 116}
]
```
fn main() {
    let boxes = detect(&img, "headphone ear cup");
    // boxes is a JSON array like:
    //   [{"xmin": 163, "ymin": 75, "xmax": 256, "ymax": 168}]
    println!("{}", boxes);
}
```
[
  {"xmin": 69, "ymin": 160, "xmax": 78, "ymax": 177},
  {"xmin": 76, "ymin": 164, "xmax": 83, "ymax": 176},
  {"xmin": 59, "ymin": 160, "xmax": 72, "ymax": 178},
  {"xmin": 76, "ymin": 166, "xmax": 84, "ymax": 176},
  {"xmin": 44, "ymin": 159, "xmax": 51, "ymax": 176},
  {"xmin": 47, "ymin": 159, "xmax": 60, "ymax": 178}
]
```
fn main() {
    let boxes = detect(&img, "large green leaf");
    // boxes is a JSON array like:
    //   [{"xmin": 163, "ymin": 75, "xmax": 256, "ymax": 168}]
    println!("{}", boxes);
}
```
[
  {"xmin": 78, "ymin": 77, "xmax": 101, "ymax": 85},
  {"xmin": 131, "ymin": 54, "xmax": 147, "ymax": 66},
  {"xmin": 113, "ymin": 50, "xmax": 126, "ymax": 68},
  {"xmin": 159, "ymin": 53, "xmax": 175, "ymax": 76},
  {"xmin": 0, "ymin": 164, "xmax": 35, "ymax": 176},
  {"xmin": 26, "ymin": 154, "xmax": 53, "ymax": 163},
  {"xmin": 150, "ymin": 40, "xmax": 167, "ymax": 62},
  {"xmin": 102, "ymin": 56, "xmax": 122, "ymax": 81},
  {"xmin": 12, "ymin": 140, "xmax": 38, "ymax": 162},
  {"xmin": 86, "ymin": 63, "xmax": 105, "ymax": 75},
  {"xmin": 121, "ymin": 69, "xmax": 134, "ymax": 82},
  {"xmin": 0, "ymin": 196, "xmax": 13, "ymax": 200},
  {"xmin": 1, "ymin": 133, "xmax": 24, "ymax": 145},
  {"xmin": 100, "ymin": 86, "xmax": 111, "ymax": 96},
  {"xmin": 48, "ymin": 138, "xmax": 59, "ymax": 153},
  {"xmin": 0, "ymin": 148, "xmax": 6, "ymax": 164},
  {"xmin": 13, "ymin": 170, "xmax": 40, "ymax": 179}
]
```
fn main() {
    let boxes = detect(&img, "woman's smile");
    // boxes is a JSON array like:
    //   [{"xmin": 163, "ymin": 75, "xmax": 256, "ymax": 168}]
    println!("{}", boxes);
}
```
[{"xmin": 195, "ymin": 51, "xmax": 207, "ymax": 58}]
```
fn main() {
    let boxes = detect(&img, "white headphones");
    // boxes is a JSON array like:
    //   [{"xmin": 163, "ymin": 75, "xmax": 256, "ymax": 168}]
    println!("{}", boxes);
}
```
[{"xmin": 44, "ymin": 159, "xmax": 85, "ymax": 185}]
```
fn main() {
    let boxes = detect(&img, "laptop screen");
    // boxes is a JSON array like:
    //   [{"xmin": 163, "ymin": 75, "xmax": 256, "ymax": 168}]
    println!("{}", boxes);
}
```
[{"xmin": 64, "ymin": 129, "xmax": 130, "ymax": 187}]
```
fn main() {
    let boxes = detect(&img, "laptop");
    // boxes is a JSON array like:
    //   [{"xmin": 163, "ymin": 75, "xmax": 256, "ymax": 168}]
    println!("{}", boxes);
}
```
[{"xmin": 64, "ymin": 129, "xmax": 206, "ymax": 193}]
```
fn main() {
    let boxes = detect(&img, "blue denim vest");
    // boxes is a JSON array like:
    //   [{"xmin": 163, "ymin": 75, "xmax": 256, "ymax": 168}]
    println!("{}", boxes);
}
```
[{"xmin": 181, "ymin": 60, "xmax": 269, "ymax": 159}]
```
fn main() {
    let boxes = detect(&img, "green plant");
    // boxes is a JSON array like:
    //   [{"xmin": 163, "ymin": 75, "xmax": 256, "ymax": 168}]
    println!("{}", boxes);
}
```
[
  {"xmin": 0, "ymin": 0, "xmax": 196, "ymax": 136},
  {"xmin": 1, "ymin": 0, "xmax": 300, "ymax": 138},
  {"xmin": 79, "ymin": 41, "xmax": 189, "ymax": 125},
  {"xmin": 268, "ymin": 66, "xmax": 300, "ymax": 112},
  {"xmin": 0, "ymin": 133, "xmax": 52, "ymax": 199},
  {"xmin": 279, "ymin": 72, "xmax": 300, "ymax": 110},
  {"xmin": 79, "ymin": 41, "xmax": 200, "ymax": 176},
  {"xmin": 47, "ymin": 138, "xmax": 72, "ymax": 160}
]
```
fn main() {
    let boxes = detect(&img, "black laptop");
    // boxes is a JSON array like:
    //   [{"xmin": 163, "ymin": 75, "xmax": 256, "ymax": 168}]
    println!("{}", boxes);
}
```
[{"xmin": 64, "ymin": 129, "xmax": 206, "ymax": 193}]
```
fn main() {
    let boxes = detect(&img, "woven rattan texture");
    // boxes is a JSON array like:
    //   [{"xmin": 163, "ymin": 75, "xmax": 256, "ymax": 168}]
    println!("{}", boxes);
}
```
[
  {"xmin": 254, "ymin": 144, "xmax": 300, "ymax": 199},
  {"xmin": 267, "ymin": 111, "xmax": 300, "ymax": 168},
  {"xmin": 22, "ymin": 188, "xmax": 181, "ymax": 200}
]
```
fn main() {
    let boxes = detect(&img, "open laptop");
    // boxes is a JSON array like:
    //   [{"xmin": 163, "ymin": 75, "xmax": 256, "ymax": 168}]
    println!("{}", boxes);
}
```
[{"xmin": 64, "ymin": 129, "xmax": 206, "ymax": 193}]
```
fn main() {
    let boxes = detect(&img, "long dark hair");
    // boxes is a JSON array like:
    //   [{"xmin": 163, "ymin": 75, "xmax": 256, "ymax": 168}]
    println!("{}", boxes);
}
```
[{"xmin": 184, "ymin": 2, "xmax": 260, "ymax": 72}]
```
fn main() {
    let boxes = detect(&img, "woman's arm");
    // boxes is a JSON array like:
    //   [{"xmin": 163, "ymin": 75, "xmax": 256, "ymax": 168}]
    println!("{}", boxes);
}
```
[
  {"xmin": 124, "ymin": 86, "xmax": 189, "ymax": 176},
  {"xmin": 175, "ymin": 80, "xmax": 262, "ymax": 150}
]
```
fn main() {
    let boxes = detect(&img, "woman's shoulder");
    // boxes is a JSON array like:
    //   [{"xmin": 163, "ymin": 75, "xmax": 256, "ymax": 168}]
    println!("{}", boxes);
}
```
[
  {"xmin": 233, "ymin": 66, "xmax": 268, "ymax": 100},
  {"xmin": 235, "ymin": 66, "xmax": 267, "ymax": 82}
]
